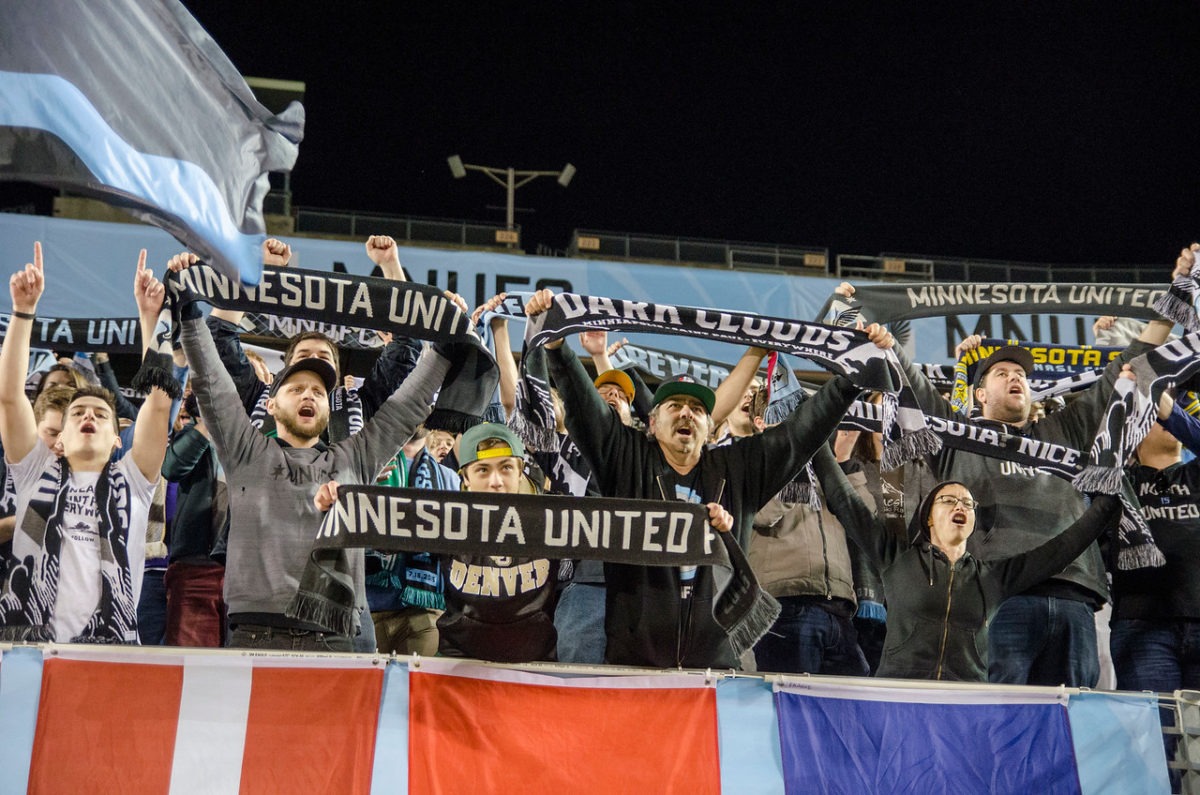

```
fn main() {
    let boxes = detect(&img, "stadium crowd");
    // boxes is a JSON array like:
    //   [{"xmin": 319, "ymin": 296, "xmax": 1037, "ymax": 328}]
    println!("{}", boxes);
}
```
[{"xmin": 1, "ymin": 233, "xmax": 1198, "ymax": 715}]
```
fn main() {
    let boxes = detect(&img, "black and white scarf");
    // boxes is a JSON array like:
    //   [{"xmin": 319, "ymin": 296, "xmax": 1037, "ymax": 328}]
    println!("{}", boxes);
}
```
[
  {"xmin": 1153, "ymin": 256, "xmax": 1200, "ymax": 333},
  {"xmin": 315, "ymin": 486, "xmax": 780, "ymax": 658},
  {"xmin": 1080, "ymin": 332, "xmax": 1200, "ymax": 495},
  {"xmin": 521, "ymin": 292, "xmax": 937, "ymax": 468},
  {"xmin": 163, "ymin": 263, "xmax": 498, "ymax": 433},
  {"xmin": 0, "ymin": 457, "xmax": 137, "ymax": 642},
  {"xmin": 818, "ymin": 282, "xmax": 1169, "ymax": 325}
]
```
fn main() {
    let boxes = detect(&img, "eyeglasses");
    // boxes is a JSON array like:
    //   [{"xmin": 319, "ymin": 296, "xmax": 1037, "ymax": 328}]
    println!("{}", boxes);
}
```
[{"xmin": 934, "ymin": 495, "xmax": 978, "ymax": 510}]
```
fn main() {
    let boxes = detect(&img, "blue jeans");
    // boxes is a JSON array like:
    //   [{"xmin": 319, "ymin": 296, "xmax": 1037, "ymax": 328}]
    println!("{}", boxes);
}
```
[
  {"xmin": 988, "ymin": 595, "xmax": 1099, "ymax": 687},
  {"xmin": 1110, "ymin": 619, "xmax": 1200, "ymax": 786},
  {"xmin": 753, "ymin": 597, "xmax": 869, "ymax": 676},
  {"xmin": 554, "ymin": 582, "xmax": 607, "ymax": 664},
  {"xmin": 353, "ymin": 606, "xmax": 377, "ymax": 653},
  {"xmin": 137, "ymin": 568, "xmax": 167, "ymax": 645}
]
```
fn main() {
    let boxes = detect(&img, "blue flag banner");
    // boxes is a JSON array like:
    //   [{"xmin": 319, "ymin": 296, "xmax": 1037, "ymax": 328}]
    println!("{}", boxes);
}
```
[
  {"xmin": 0, "ymin": 0, "xmax": 303, "ymax": 285},
  {"xmin": 774, "ymin": 681, "xmax": 1081, "ymax": 795},
  {"xmin": 716, "ymin": 678, "xmax": 786, "ymax": 794},
  {"xmin": 0, "ymin": 647, "xmax": 43, "ymax": 795},
  {"xmin": 1068, "ymin": 692, "xmax": 1170, "ymax": 795}
]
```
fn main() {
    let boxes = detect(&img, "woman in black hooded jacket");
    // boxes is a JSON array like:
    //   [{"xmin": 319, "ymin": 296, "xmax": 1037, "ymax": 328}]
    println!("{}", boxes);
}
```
[{"xmin": 843, "ymin": 480, "xmax": 1120, "ymax": 682}]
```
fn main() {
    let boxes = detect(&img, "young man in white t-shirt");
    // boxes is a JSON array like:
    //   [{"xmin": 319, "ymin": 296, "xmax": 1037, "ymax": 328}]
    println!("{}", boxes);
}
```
[{"xmin": 0, "ymin": 243, "xmax": 171, "ymax": 642}]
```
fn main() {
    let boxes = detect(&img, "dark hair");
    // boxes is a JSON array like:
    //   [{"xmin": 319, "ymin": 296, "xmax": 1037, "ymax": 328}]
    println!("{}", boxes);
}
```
[
  {"xmin": 748, "ymin": 388, "xmax": 769, "ymax": 422},
  {"xmin": 34, "ymin": 364, "xmax": 88, "ymax": 398},
  {"xmin": 283, "ymin": 332, "xmax": 339, "ymax": 378},
  {"xmin": 909, "ymin": 481, "xmax": 994, "ymax": 543}
]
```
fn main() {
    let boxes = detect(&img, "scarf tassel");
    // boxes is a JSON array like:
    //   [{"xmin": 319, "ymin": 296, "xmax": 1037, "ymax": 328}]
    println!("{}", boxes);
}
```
[
  {"xmin": 508, "ymin": 410, "xmax": 559, "ymax": 453},
  {"xmin": 724, "ymin": 590, "xmax": 781, "ymax": 659},
  {"xmin": 401, "ymin": 586, "xmax": 445, "ymax": 611},
  {"xmin": 881, "ymin": 427, "xmax": 942, "ymax": 471},
  {"xmin": 285, "ymin": 591, "xmax": 357, "ymax": 638},
  {"xmin": 131, "ymin": 350, "xmax": 183, "ymax": 400},
  {"xmin": 1072, "ymin": 465, "xmax": 1124, "ymax": 495},
  {"xmin": 1153, "ymin": 286, "xmax": 1200, "ymax": 334},
  {"xmin": 425, "ymin": 408, "xmax": 481, "ymax": 435},
  {"xmin": 1118, "ymin": 542, "xmax": 1167, "ymax": 571}
]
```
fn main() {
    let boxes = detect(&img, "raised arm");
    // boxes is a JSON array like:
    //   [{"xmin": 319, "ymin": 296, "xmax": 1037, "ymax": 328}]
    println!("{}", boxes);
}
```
[
  {"xmin": 129, "ymin": 252, "xmax": 173, "ymax": 482},
  {"xmin": 471, "ymin": 294, "xmax": 517, "ymax": 419},
  {"xmin": 812, "ymin": 438, "xmax": 897, "ymax": 569},
  {"xmin": 208, "ymin": 237, "xmax": 292, "ymax": 327},
  {"xmin": 578, "ymin": 329, "xmax": 615, "ymax": 374},
  {"xmin": 528, "ymin": 291, "xmax": 629, "ymax": 480},
  {"xmin": 711, "ymin": 346, "xmax": 767, "ymax": 428},
  {"xmin": 991, "ymin": 493, "xmax": 1121, "ymax": 597},
  {"xmin": 0, "ymin": 242, "xmax": 43, "ymax": 462}
]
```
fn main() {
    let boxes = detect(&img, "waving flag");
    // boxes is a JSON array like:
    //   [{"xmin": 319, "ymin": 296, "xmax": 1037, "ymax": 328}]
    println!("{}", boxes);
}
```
[{"xmin": 0, "ymin": 0, "xmax": 303, "ymax": 285}]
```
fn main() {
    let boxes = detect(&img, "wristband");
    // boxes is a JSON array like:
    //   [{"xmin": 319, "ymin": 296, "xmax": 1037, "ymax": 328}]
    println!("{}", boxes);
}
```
[{"xmin": 10, "ymin": 310, "xmax": 35, "ymax": 320}]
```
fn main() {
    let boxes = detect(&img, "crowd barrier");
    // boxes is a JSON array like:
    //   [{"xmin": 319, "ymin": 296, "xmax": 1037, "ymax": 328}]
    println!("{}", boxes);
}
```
[{"xmin": 0, "ymin": 643, "xmax": 1174, "ymax": 794}]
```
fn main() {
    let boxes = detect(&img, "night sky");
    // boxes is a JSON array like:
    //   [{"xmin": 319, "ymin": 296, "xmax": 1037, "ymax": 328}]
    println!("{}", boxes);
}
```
[{"xmin": 15, "ymin": 3, "xmax": 1200, "ymax": 267}]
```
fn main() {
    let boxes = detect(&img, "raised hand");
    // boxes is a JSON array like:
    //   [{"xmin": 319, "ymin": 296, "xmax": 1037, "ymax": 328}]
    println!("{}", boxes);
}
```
[
  {"xmin": 524, "ymin": 289, "xmax": 561, "ymax": 348},
  {"xmin": 525, "ymin": 288, "xmax": 554, "ymax": 317},
  {"xmin": 953, "ymin": 334, "xmax": 984, "ymax": 360},
  {"xmin": 10, "ymin": 241, "xmax": 44, "ymax": 313},
  {"xmin": 133, "ymin": 249, "xmax": 164, "ymax": 317},
  {"xmin": 166, "ymin": 251, "xmax": 199, "ymax": 273},
  {"xmin": 578, "ymin": 329, "xmax": 609, "ymax": 356},
  {"xmin": 471, "ymin": 292, "xmax": 508, "ymax": 327},
  {"xmin": 443, "ymin": 290, "xmax": 468, "ymax": 315},
  {"xmin": 865, "ymin": 322, "xmax": 894, "ymax": 350},
  {"xmin": 262, "ymin": 238, "xmax": 292, "ymax": 267},
  {"xmin": 365, "ymin": 235, "xmax": 406, "ymax": 280},
  {"xmin": 1174, "ymin": 244, "xmax": 1200, "ymax": 280},
  {"xmin": 607, "ymin": 337, "xmax": 629, "ymax": 356}
]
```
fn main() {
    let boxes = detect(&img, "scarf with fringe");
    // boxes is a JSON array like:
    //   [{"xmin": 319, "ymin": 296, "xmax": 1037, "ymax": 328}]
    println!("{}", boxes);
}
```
[
  {"xmin": 315, "ymin": 486, "xmax": 780, "ymax": 659},
  {"xmin": 521, "ymin": 292, "xmax": 936, "ymax": 470},
  {"xmin": 162, "ymin": 263, "xmax": 496, "ymax": 434}
]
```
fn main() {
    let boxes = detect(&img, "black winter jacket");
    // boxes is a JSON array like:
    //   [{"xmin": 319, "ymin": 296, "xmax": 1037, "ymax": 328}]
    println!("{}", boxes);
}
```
[
  {"xmin": 547, "ymin": 344, "xmax": 860, "ymax": 668},
  {"xmin": 842, "ymin": 484, "xmax": 1121, "ymax": 681}
]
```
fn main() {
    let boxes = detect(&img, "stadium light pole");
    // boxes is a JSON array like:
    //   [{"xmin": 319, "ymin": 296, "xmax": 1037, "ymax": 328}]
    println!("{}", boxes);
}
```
[{"xmin": 447, "ymin": 155, "xmax": 575, "ymax": 246}]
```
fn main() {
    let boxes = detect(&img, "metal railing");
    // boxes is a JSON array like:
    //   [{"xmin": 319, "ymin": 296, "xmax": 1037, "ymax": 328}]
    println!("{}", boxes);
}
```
[
  {"xmin": 568, "ymin": 229, "xmax": 830, "ymax": 272},
  {"xmin": 293, "ymin": 207, "xmax": 516, "ymax": 249},
  {"xmin": 837, "ymin": 252, "xmax": 1164, "ymax": 284}
]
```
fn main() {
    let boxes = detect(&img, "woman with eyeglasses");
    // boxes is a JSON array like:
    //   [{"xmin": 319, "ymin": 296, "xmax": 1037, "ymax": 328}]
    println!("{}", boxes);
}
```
[{"xmin": 844, "ymin": 480, "xmax": 1121, "ymax": 681}]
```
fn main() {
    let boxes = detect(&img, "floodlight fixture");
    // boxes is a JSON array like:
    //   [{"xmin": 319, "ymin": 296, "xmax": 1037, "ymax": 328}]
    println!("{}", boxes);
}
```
[{"xmin": 446, "ymin": 155, "xmax": 577, "ymax": 246}]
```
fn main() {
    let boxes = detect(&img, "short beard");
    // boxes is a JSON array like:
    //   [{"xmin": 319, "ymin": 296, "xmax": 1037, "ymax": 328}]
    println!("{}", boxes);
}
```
[{"xmin": 275, "ymin": 411, "xmax": 328, "ymax": 442}]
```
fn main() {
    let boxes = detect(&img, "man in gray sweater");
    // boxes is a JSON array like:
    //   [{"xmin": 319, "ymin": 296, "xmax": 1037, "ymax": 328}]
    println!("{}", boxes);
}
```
[{"xmin": 180, "ymin": 315, "xmax": 450, "ymax": 651}]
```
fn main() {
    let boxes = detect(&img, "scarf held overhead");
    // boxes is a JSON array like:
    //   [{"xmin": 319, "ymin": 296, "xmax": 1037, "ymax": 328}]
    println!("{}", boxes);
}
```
[
  {"xmin": 313, "ymin": 486, "xmax": 781, "ymax": 658},
  {"xmin": 817, "ymin": 282, "xmax": 1168, "ymax": 325},
  {"xmin": 522, "ymin": 292, "xmax": 938, "ymax": 467},
  {"xmin": 524, "ymin": 292, "xmax": 903, "ymax": 393},
  {"xmin": 164, "ymin": 263, "xmax": 498, "ymax": 432}
]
